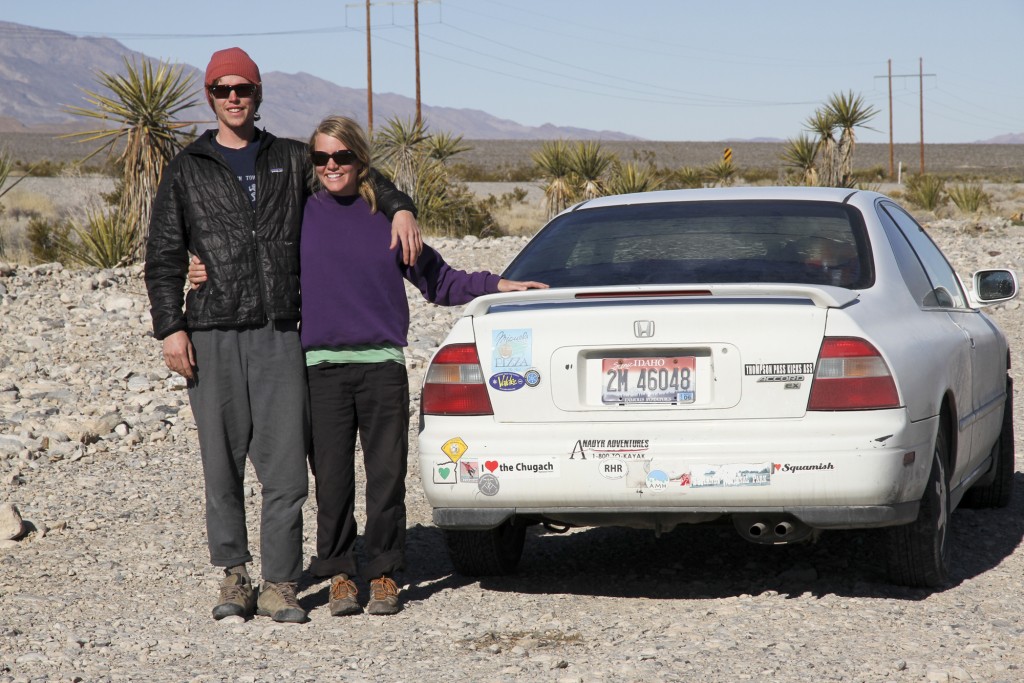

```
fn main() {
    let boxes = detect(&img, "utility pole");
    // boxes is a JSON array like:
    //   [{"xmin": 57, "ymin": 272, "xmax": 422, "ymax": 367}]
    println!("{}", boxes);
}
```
[
  {"xmin": 365, "ymin": 0, "xmax": 373, "ymax": 133},
  {"xmin": 919, "ymin": 58, "xmax": 925, "ymax": 174},
  {"xmin": 874, "ymin": 61, "xmax": 936, "ymax": 178},
  {"xmin": 347, "ymin": 0, "xmax": 436, "ymax": 131},
  {"xmin": 887, "ymin": 59, "xmax": 894, "ymax": 179},
  {"xmin": 414, "ymin": 0, "xmax": 422, "ymax": 127}
]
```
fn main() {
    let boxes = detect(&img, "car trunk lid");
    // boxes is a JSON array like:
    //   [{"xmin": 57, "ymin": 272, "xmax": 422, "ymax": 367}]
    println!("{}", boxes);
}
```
[{"xmin": 465, "ymin": 285, "xmax": 854, "ymax": 423}]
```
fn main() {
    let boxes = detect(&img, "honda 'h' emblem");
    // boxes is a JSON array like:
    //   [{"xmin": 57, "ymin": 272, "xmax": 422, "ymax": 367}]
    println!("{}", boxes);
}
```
[{"xmin": 634, "ymin": 320, "xmax": 655, "ymax": 338}]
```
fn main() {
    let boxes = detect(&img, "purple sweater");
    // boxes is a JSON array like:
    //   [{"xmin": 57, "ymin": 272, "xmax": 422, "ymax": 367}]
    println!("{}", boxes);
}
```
[{"xmin": 299, "ymin": 191, "xmax": 501, "ymax": 350}]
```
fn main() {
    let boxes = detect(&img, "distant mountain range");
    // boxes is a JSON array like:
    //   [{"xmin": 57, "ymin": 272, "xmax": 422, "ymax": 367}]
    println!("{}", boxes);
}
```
[
  {"xmin": 0, "ymin": 21, "xmax": 1019, "ymax": 144},
  {"xmin": 0, "ymin": 21, "xmax": 637, "ymax": 141}
]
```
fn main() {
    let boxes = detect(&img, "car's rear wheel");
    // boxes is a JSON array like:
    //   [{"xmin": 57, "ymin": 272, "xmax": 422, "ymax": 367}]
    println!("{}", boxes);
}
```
[
  {"xmin": 885, "ymin": 422, "xmax": 951, "ymax": 587},
  {"xmin": 962, "ymin": 378, "xmax": 1015, "ymax": 509},
  {"xmin": 444, "ymin": 519, "xmax": 526, "ymax": 576}
]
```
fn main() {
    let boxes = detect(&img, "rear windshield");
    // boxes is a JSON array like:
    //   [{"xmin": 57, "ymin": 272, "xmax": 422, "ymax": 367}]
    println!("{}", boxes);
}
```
[{"xmin": 503, "ymin": 200, "xmax": 873, "ymax": 289}]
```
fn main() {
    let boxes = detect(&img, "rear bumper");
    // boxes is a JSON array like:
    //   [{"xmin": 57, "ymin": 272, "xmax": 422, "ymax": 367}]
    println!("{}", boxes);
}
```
[
  {"xmin": 419, "ymin": 409, "xmax": 936, "ymax": 531},
  {"xmin": 432, "ymin": 501, "xmax": 920, "ymax": 531}
]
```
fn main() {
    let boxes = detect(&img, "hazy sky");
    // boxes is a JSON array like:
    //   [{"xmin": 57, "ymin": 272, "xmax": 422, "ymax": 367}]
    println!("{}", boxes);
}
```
[{"xmin": 5, "ymin": 0, "xmax": 1023, "ymax": 143}]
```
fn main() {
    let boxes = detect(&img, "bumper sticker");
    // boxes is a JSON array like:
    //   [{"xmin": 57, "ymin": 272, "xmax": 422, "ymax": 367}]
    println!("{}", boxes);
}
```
[
  {"xmin": 489, "ymin": 372, "xmax": 526, "ymax": 391},
  {"xmin": 441, "ymin": 436, "xmax": 469, "ymax": 463},
  {"xmin": 433, "ymin": 462, "xmax": 458, "ymax": 485},
  {"xmin": 492, "ymin": 329, "xmax": 532, "ymax": 373},
  {"xmin": 480, "ymin": 456, "xmax": 559, "ymax": 479},
  {"xmin": 459, "ymin": 459, "xmax": 480, "ymax": 482},
  {"xmin": 478, "ymin": 473, "xmax": 500, "ymax": 496}
]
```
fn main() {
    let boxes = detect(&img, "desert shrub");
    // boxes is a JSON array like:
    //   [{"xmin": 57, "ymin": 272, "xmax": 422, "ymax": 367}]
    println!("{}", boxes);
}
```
[
  {"xmin": 27, "ymin": 216, "xmax": 72, "ymax": 263},
  {"xmin": 429, "ymin": 184, "xmax": 499, "ymax": 238},
  {"xmin": 904, "ymin": 174, "xmax": 946, "ymax": 211},
  {"xmin": 739, "ymin": 167, "xmax": 777, "ymax": 184},
  {"xmin": 479, "ymin": 187, "xmax": 529, "ymax": 212},
  {"xmin": 851, "ymin": 165, "xmax": 887, "ymax": 184},
  {"xmin": 947, "ymin": 183, "xmax": 991, "ymax": 215}
]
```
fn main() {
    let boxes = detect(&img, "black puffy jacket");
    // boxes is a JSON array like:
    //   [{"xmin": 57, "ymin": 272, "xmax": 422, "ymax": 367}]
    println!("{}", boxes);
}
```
[{"xmin": 144, "ymin": 129, "xmax": 414, "ymax": 340}]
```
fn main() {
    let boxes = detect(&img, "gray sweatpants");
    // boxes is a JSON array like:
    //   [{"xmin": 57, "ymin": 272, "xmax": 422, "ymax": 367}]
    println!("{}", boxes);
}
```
[{"xmin": 188, "ymin": 320, "xmax": 309, "ymax": 583}]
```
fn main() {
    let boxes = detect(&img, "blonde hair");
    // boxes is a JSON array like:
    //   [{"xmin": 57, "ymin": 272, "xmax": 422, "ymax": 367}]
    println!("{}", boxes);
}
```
[{"xmin": 308, "ymin": 116, "xmax": 377, "ymax": 212}]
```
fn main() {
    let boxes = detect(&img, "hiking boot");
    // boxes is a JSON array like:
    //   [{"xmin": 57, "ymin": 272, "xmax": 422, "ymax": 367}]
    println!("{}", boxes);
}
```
[
  {"xmin": 212, "ymin": 571, "xmax": 256, "ymax": 620},
  {"xmin": 329, "ymin": 574, "xmax": 362, "ymax": 616},
  {"xmin": 367, "ymin": 575, "xmax": 401, "ymax": 615},
  {"xmin": 257, "ymin": 581, "xmax": 307, "ymax": 623}
]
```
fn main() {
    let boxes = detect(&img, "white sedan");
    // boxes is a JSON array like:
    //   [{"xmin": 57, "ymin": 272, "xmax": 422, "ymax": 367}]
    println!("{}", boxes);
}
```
[{"xmin": 417, "ymin": 187, "xmax": 1017, "ymax": 587}]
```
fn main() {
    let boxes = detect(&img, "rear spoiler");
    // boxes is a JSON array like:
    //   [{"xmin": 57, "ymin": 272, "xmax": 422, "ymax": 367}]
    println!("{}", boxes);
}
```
[{"xmin": 463, "ymin": 284, "xmax": 860, "ymax": 317}]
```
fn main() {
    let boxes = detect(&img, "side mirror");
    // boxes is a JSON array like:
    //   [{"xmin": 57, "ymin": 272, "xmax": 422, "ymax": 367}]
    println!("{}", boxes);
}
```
[{"xmin": 971, "ymin": 269, "xmax": 1019, "ymax": 305}]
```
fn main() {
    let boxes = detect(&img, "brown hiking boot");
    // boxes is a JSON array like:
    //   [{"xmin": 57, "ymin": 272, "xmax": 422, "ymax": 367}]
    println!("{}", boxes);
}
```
[
  {"xmin": 367, "ymin": 575, "xmax": 401, "ymax": 615},
  {"xmin": 256, "ymin": 581, "xmax": 307, "ymax": 623},
  {"xmin": 212, "ymin": 571, "xmax": 256, "ymax": 620},
  {"xmin": 329, "ymin": 574, "xmax": 362, "ymax": 616}
]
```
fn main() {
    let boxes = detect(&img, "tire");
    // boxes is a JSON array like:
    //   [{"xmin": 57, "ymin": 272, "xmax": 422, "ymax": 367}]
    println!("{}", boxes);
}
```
[
  {"xmin": 444, "ymin": 519, "xmax": 526, "ymax": 576},
  {"xmin": 962, "ymin": 378, "xmax": 1015, "ymax": 509},
  {"xmin": 885, "ymin": 422, "xmax": 952, "ymax": 588}
]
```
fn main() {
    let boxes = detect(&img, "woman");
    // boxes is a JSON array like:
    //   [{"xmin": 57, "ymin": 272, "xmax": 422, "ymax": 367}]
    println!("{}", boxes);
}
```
[
  {"xmin": 194, "ymin": 115, "xmax": 545, "ymax": 616},
  {"xmin": 303, "ymin": 116, "xmax": 546, "ymax": 615}
]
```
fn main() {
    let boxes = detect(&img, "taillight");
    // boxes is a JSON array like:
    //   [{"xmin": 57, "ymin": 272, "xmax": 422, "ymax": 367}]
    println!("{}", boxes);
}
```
[
  {"xmin": 422, "ymin": 343, "xmax": 494, "ymax": 416},
  {"xmin": 807, "ymin": 337, "xmax": 900, "ymax": 410}
]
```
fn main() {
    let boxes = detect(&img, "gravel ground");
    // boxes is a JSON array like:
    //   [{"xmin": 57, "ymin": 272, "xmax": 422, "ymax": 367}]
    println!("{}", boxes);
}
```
[{"xmin": 0, "ymin": 213, "xmax": 1022, "ymax": 683}]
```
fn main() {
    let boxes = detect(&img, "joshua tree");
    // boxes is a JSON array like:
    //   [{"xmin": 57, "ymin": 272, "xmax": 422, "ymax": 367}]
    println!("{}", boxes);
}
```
[
  {"xmin": 65, "ymin": 57, "xmax": 200, "ymax": 261},
  {"xmin": 825, "ymin": 91, "xmax": 879, "ymax": 186},
  {"xmin": 781, "ymin": 134, "xmax": 820, "ymax": 186},
  {"xmin": 532, "ymin": 140, "xmax": 576, "ymax": 219}
]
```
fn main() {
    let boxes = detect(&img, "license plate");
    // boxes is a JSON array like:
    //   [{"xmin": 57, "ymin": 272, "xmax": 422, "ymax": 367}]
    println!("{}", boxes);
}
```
[{"xmin": 602, "ymin": 356, "xmax": 696, "ymax": 404}]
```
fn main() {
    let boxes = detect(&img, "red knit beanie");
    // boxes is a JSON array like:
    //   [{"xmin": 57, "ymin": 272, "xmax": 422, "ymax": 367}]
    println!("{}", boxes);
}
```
[{"xmin": 204, "ymin": 47, "xmax": 261, "ymax": 87}]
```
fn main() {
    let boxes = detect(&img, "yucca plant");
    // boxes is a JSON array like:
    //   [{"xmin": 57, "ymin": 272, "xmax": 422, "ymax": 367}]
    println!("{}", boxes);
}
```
[
  {"xmin": 570, "ymin": 141, "xmax": 613, "ymax": 200},
  {"xmin": 805, "ymin": 108, "xmax": 839, "ymax": 187},
  {"xmin": 425, "ymin": 131, "xmax": 471, "ymax": 162},
  {"xmin": 373, "ymin": 116, "xmax": 490, "ymax": 237},
  {"xmin": 58, "ymin": 207, "xmax": 135, "ymax": 268},
  {"xmin": 825, "ymin": 91, "xmax": 878, "ymax": 187},
  {"xmin": 64, "ymin": 57, "xmax": 200, "ymax": 262},
  {"xmin": 673, "ymin": 166, "xmax": 705, "ymax": 189},
  {"xmin": 606, "ymin": 161, "xmax": 663, "ymax": 195},
  {"xmin": 533, "ymin": 140, "xmax": 576, "ymax": 219},
  {"xmin": 904, "ymin": 174, "xmax": 947, "ymax": 211},
  {"xmin": 705, "ymin": 158, "xmax": 737, "ymax": 187},
  {"xmin": 373, "ymin": 117, "xmax": 430, "ymax": 194},
  {"xmin": 948, "ymin": 182, "xmax": 991, "ymax": 215},
  {"xmin": 781, "ymin": 134, "xmax": 820, "ymax": 186}
]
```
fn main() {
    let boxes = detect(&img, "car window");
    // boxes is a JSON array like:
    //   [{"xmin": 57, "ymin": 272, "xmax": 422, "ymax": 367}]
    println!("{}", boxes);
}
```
[
  {"xmin": 877, "ymin": 201, "xmax": 967, "ymax": 309},
  {"xmin": 503, "ymin": 200, "xmax": 873, "ymax": 289}
]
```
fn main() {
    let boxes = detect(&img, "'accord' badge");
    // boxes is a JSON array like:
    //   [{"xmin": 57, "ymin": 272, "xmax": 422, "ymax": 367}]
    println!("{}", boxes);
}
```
[{"xmin": 634, "ymin": 320, "xmax": 655, "ymax": 338}]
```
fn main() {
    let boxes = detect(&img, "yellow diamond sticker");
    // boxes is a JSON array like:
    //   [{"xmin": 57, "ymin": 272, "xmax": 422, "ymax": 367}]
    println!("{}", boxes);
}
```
[{"xmin": 441, "ymin": 437, "xmax": 469, "ymax": 463}]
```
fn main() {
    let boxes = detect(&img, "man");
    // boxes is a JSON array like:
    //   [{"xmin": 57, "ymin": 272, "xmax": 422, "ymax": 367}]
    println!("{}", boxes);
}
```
[{"xmin": 144, "ymin": 47, "xmax": 421, "ymax": 623}]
